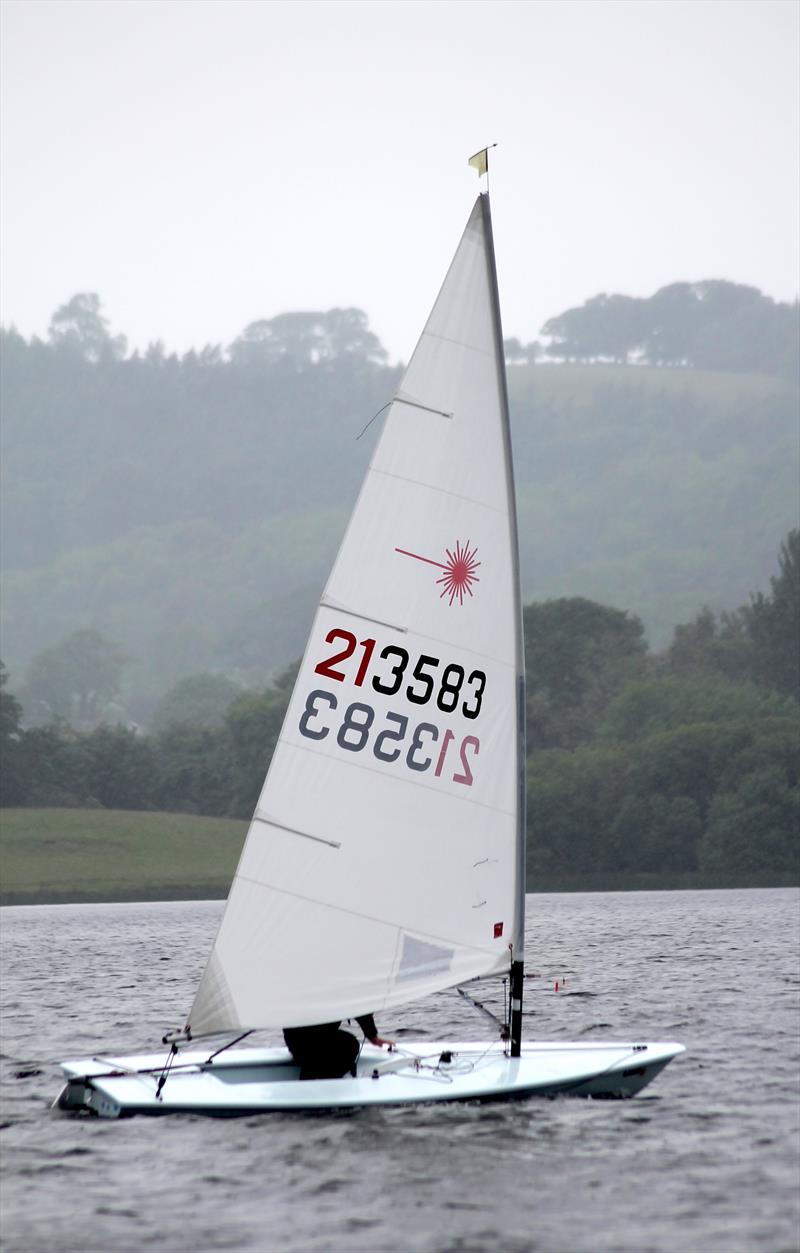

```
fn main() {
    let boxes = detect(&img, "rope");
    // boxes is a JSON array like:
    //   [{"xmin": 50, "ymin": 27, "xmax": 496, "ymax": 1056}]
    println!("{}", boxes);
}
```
[
  {"xmin": 155, "ymin": 1043, "xmax": 178, "ymax": 1101},
  {"xmin": 456, "ymin": 984, "xmax": 508, "ymax": 1039},
  {"xmin": 204, "ymin": 1031, "xmax": 253, "ymax": 1064},
  {"xmin": 355, "ymin": 401, "xmax": 392, "ymax": 440}
]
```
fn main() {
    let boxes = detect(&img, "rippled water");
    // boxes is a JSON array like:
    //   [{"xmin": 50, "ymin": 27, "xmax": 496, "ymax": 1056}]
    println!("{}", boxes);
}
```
[{"xmin": 1, "ymin": 890, "xmax": 798, "ymax": 1253}]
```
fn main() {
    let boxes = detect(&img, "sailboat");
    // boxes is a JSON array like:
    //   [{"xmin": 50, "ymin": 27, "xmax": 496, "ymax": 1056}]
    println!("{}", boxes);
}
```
[{"xmin": 56, "ymin": 152, "xmax": 684, "ymax": 1117}]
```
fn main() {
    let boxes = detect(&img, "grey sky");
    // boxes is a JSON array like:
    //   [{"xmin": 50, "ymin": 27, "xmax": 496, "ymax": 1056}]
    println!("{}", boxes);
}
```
[{"xmin": 1, "ymin": 0, "xmax": 798, "ymax": 362}]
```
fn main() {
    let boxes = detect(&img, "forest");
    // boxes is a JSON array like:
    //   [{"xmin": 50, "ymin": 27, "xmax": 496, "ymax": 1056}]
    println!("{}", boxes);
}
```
[
  {"xmin": 1, "ymin": 284, "xmax": 798, "ymax": 884},
  {"xmin": 1, "ymin": 285, "xmax": 798, "ymax": 725},
  {"xmin": 1, "ymin": 531, "xmax": 797, "ymax": 883}
]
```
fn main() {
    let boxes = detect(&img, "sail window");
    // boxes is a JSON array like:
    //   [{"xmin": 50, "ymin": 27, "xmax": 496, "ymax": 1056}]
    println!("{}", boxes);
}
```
[{"xmin": 397, "ymin": 934, "xmax": 454, "ymax": 982}]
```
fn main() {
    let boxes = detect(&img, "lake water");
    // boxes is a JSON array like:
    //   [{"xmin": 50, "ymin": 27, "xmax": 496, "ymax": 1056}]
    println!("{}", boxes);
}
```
[{"xmin": 1, "ymin": 890, "xmax": 798, "ymax": 1253}]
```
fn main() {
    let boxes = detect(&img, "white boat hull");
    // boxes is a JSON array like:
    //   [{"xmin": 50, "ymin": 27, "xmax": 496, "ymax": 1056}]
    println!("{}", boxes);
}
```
[{"xmin": 55, "ymin": 1039, "xmax": 685, "ymax": 1118}]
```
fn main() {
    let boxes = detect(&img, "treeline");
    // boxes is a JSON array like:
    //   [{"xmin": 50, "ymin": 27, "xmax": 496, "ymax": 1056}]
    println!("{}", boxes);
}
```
[
  {"xmin": 2, "ymin": 532, "xmax": 797, "ymax": 881},
  {"xmin": 0, "ymin": 664, "xmax": 288, "ymax": 818},
  {"xmin": 535, "ymin": 281, "xmax": 799, "ymax": 374},
  {"xmin": 0, "ymin": 296, "xmax": 395, "ymax": 575}
]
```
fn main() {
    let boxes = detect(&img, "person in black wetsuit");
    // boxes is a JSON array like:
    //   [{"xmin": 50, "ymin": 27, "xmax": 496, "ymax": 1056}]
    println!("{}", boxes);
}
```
[{"xmin": 283, "ymin": 1015, "xmax": 393, "ymax": 1080}]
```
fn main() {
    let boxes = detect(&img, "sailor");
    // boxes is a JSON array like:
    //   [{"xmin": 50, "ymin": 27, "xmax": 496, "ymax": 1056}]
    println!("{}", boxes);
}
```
[{"xmin": 283, "ymin": 1015, "xmax": 393, "ymax": 1080}]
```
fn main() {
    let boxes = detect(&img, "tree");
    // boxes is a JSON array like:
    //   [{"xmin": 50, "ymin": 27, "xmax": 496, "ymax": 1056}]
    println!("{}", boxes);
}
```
[
  {"xmin": 524, "ymin": 599, "xmax": 647, "ymax": 750},
  {"xmin": 643, "ymin": 282, "xmax": 700, "ymax": 365},
  {"xmin": 0, "ymin": 662, "xmax": 27, "ymax": 804},
  {"xmin": 688, "ymin": 281, "xmax": 795, "ymax": 373},
  {"xmin": 17, "ymin": 722, "xmax": 91, "ymax": 807},
  {"xmin": 48, "ymin": 293, "xmax": 127, "ymax": 362},
  {"xmin": 504, "ymin": 338, "xmax": 541, "ymax": 365},
  {"xmin": 151, "ymin": 673, "xmax": 243, "ymax": 734},
  {"xmin": 666, "ymin": 607, "xmax": 755, "ymax": 684},
  {"xmin": 22, "ymin": 630, "xmax": 129, "ymax": 729},
  {"xmin": 224, "ymin": 688, "xmax": 289, "ymax": 817},
  {"xmin": 699, "ymin": 766, "xmax": 799, "ymax": 875},
  {"xmin": 598, "ymin": 675, "xmax": 795, "ymax": 743},
  {"xmin": 153, "ymin": 724, "xmax": 231, "ymax": 815},
  {"xmin": 610, "ymin": 793, "xmax": 702, "ymax": 873},
  {"xmin": 83, "ymin": 724, "xmax": 157, "ymax": 810},
  {"xmin": 526, "ymin": 745, "xmax": 627, "ymax": 875},
  {"xmin": 742, "ymin": 530, "xmax": 800, "ymax": 701},
  {"xmin": 540, "ymin": 279, "xmax": 799, "ymax": 373},
  {"xmin": 228, "ymin": 308, "xmax": 387, "ymax": 370},
  {"xmin": 542, "ymin": 294, "xmax": 646, "ymax": 363},
  {"xmin": 0, "ymin": 661, "xmax": 22, "ymax": 745}
]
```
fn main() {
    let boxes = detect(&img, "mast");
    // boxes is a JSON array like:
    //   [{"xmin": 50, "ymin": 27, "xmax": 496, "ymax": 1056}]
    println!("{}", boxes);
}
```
[{"xmin": 478, "ymin": 178, "xmax": 527, "ymax": 1057}]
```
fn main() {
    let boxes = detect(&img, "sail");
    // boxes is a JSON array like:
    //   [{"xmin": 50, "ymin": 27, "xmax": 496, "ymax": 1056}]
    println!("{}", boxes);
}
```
[{"xmin": 190, "ymin": 194, "xmax": 525, "ymax": 1034}]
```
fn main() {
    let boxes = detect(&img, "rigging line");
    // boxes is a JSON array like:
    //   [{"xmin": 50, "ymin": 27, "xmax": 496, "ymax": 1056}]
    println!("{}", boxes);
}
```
[
  {"xmin": 89, "ymin": 1060, "xmax": 200, "ymax": 1080},
  {"xmin": 204, "ymin": 1030, "xmax": 253, "ymax": 1064},
  {"xmin": 465, "ymin": 1039, "xmax": 504, "ymax": 1070},
  {"xmin": 155, "ymin": 1042, "xmax": 179, "ymax": 1101},
  {"xmin": 91, "ymin": 1057, "xmax": 159, "ymax": 1086},
  {"xmin": 355, "ymin": 401, "xmax": 392, "ymax": 441},
  {"xmin": 456, "ymin": 984, "xmax": 507, "ymax": 1038}
]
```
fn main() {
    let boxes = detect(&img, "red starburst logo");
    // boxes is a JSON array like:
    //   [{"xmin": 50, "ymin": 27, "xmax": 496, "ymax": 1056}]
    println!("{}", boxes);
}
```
[{"xmin": 395, "ymin": 540, "xmax": 481, "ymax": 605}]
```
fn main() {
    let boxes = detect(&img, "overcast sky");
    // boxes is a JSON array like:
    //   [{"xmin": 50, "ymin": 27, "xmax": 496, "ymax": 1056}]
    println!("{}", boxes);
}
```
[{"xmin": 1, "ymin": 0, "xmax": 798, "ymax": 362}]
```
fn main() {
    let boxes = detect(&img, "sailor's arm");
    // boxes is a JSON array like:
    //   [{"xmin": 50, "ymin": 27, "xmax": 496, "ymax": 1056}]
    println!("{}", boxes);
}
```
[{"xmin": 355, "ymin": 1014, "xmax": 395, "ymax": 1050}]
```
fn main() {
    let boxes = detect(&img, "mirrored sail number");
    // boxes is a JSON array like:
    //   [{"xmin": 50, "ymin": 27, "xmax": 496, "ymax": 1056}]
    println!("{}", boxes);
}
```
[
  {"xmin": 313, "ymin": 629, "xmax": 485, "ymax": 720},
  {"xmin": 298, "ymin": 690, "xmax": 479, "ymax": 786}
]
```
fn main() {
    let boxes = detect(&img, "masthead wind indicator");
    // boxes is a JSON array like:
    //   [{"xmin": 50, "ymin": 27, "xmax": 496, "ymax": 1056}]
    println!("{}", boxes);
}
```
[{"xmin": 468, "ymin": 144, "xmax": 497, "ymax": 177}]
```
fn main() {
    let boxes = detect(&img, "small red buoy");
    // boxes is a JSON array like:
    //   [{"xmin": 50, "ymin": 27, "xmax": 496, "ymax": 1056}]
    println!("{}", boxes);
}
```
[{"xmin": 555, "ymin": 980, "xmax": 559, "ymax": 992}]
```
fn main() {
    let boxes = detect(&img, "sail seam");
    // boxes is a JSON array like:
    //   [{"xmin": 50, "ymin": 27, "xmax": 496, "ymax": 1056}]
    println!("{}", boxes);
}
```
[
  {"xmin": 232, "ymin": 873, "xmax": 506, "ymax": 960},
  {"xmin": 271, "ymin": 736, "xmax": 515, "ymax": 818},
  {"xmin": 317, "ymin": 599, "xmax": 408, "ymax": 633},
  {"xmin": 318, "ymin": 599, "xmax": 515, "ymax": 667},
  {"xmin": 368, "ymin": 466, "xmax": 509, "ymax": 517},
  {"xmin": 382, "ymin": 628, "xmax": 515, "ymax": 669},
  {"xmin": 421, "ymin": 329, "xmax": 495, "ymax": 358}
]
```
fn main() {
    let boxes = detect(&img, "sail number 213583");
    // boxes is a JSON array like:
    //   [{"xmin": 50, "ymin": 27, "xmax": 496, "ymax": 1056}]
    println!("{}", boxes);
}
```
[
  {"xmin": 295, "ymin": 628, "xmax": 486, "ymax": 787},
  {"xmin": 312, "ymin": 628, "xmax": 486, "ymax": 719}
]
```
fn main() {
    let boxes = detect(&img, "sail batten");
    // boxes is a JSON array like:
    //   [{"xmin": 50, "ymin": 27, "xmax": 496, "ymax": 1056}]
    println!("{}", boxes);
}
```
[{"xmin": 189, "ymin": 193, "xmax": 524, "ymax": 1036}]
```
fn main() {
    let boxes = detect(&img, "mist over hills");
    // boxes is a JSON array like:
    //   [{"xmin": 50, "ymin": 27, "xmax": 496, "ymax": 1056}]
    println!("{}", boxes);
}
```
[{"xmin": 1, "ymin": 290, "xmax": 798, "ymax": 723}]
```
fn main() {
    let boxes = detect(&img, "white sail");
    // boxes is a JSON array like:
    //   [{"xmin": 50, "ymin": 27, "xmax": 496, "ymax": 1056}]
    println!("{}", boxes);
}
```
[{"xmin": 190, "ymin": 195, "xmax": 525, "ymax": 1034}]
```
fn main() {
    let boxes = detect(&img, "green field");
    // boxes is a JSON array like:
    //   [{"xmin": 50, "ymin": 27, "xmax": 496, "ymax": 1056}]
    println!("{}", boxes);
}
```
[
  {"xmin": 1, "ymin": 809, "xmax": 794, "ymax": 906},
  {"xmin": 0, "ymin": 809, "xmax": 247, "ymax": 905}
]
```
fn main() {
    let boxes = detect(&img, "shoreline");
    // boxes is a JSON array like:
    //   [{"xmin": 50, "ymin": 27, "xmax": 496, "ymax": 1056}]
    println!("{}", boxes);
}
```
[
  {"xmin": 2, "ymin": 808, "xmax": 795, "ymax": 906},
  {"xmin": 3, "ymin": 874, "xmax": 797, "ymax": 908}
]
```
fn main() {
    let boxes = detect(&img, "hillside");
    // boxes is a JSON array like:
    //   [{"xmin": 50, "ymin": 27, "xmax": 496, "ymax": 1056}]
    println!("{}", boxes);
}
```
[
  {"xmin": 511, "ymin": 364, "xmax": 798, "ymax": 640},
  {"xmin": 1, "ymin": 329, "xmax": 797, "ymax": 719},
  {"xmin": 2, "ymin": 807, "xmax": 794, "ymax": 905},
  {"xmin": 0, "ymin": 808, "xmax": 247, "ymax": 904}
]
